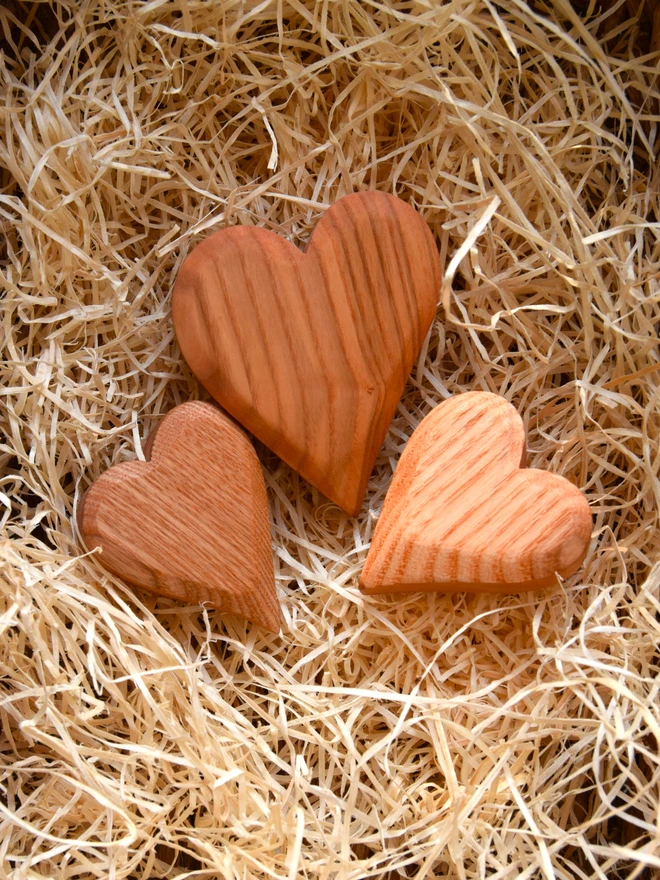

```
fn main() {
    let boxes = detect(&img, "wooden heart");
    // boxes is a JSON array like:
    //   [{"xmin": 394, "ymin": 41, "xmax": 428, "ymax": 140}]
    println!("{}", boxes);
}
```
[
  {"xmin": 172, "ymin": 191, "xmax": 441, "ymax": 515},
  {"xmin": 78, "ymin": 401, "xmax": 279, "ymax": 632},
  {"xmin": 360, "ymin": 392, "xmax": 592, "ymax": 594}
]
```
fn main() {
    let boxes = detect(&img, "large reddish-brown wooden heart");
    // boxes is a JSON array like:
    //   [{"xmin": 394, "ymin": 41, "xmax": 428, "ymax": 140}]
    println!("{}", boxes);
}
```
[
  {"xmin": 360, "ymin": 392, "xmax": 592, "ymax": 594},
  {"xmin": 78, "ymin": 401, "xmax": 279, "ymax": 632},
  {"xmin": 172, "ymin": 192, "xmax": 441, "ymax": 515}
]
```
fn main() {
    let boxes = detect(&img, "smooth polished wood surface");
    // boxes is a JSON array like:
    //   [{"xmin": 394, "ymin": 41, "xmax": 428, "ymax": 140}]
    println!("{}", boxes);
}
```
[
  {"xmin": 172, "ymin": 192, "xmax": 441, "ymax": 515},
  {"xmin": 360, "ymin": 392, "xmax": 592, "ymax": 594},
  {"xmin": 78, "ymin": 402, "xmax": 279, "ymax": 632}
]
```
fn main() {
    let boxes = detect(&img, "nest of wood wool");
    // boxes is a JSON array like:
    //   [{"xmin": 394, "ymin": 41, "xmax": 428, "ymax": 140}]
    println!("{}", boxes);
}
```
[{"xmin": 1, "ymin": 0, "xmax": 659, "ymax": 878}]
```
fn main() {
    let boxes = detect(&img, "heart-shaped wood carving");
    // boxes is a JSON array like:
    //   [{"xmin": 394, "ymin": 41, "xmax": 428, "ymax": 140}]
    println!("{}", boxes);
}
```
[
  {"xmin": 172, "ymin": 192, "xmax": 441, "ymax": 515},
  {"xmin": 78, "ymin": 401, "xmax": 279, "ymax": 632},
  {"xmin": 360, "ymin": 392, "xmax": 592, "ymax": 594}
]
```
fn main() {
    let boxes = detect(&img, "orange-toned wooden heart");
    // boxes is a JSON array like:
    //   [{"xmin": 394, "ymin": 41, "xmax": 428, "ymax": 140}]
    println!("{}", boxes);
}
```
[
  {"xmin": 78, "ymin": 401, "xmax": 279, "ymax": 631},
  {"xmin": 360, "ymin": 392, "xmax": 592, "ymax": 594},
  {"xmin": 172, "ymin": 192, "xmax": 441, "ymax": 515}
]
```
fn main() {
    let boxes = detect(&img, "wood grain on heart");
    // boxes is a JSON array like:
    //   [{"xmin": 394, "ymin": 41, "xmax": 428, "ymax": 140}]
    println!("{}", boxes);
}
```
[
  {"xmin": 172, "ymin": 191, "xmax": 441, "ymax": 515},
  {"xmin": 78, "ymin": 402, "xmax": 279, "ymax": 632},
  {"xmin": 360, "ymin": 392, "xmax": 592, "ymax": 594}
]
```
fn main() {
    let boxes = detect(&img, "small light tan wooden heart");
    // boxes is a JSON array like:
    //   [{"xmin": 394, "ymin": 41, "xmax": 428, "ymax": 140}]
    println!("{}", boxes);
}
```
[
  {"xmin": 360, "ymin": 392, "xmax": 592, "ymax": 594},
  {"xmin": 172, "ymin": 191, "xmax": 441, "ymax": 515},
  {"xmin": 78, "ymin": 401, "xmax": 279, "ymax": 632}
]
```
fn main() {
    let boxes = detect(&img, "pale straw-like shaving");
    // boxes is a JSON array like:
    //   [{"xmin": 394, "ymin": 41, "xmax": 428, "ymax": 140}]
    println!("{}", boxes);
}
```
[{"xmin": 1, "ymin": 1, "xmax": 659, "ymax": 877}]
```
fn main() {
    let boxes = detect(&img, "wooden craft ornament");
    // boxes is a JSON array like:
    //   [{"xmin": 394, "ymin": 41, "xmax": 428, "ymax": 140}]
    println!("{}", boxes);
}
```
[
  {"xmin": 78, "ymin": 401, "xmax": 279, "ymax": 632},
  {"xmin": 360, "ymin": 392, "xmax": 592, "ymax": 594},
  {"xmin": 172, "ymin": 191, "xmax": 441, "ymax": 515}
]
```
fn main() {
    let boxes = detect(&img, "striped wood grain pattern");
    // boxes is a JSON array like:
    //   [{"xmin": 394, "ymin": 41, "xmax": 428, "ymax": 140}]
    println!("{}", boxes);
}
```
[
  {"xmin": 360, "ymin": 392, "xmax": 592, "ymax": 594},
  {"xmin": 78, "ymin": 401, "xmax": 279, "ymax": 632},
  {"xmin": 172, "ymin": 191, "xmax": 441, "ymax": 515}
]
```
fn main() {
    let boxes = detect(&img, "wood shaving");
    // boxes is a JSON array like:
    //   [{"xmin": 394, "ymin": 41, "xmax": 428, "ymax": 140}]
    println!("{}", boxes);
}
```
[{"xmin": 1, "ymin": 1, "xmax": 659, "ymax": 877}]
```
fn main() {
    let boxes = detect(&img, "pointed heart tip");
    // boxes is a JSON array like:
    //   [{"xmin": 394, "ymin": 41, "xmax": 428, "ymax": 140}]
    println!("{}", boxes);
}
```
[
  {"xmin": 250, "ymin": 606, "xmax": 281, "ymax": 634},
  {"xmin": 326, "ymin": 470, "xmax": 372, "ymax": 516},
  {"xmin": 215, "ymin": 577, "xmax": 281, "ymax": 633},
  {"xmin": 317, "ymin": 484, "xmax": 363, "ymax": 517},
  {"xmin": 343, "ymin": 499, "xmax": 363, "ymax": 518}
]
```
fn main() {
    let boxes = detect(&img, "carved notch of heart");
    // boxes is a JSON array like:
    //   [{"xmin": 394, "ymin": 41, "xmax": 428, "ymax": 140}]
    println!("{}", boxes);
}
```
[
  {"xmin": 172, "ymin": 191, "xmax": 441, "ymax": 516},
  {"xmin": 78, "ymin": 402, "xmax": 279, "ymax": 632},
  {"xmin": 360, "ymin": 392, "xmax": 592, "ymax": 594}
]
